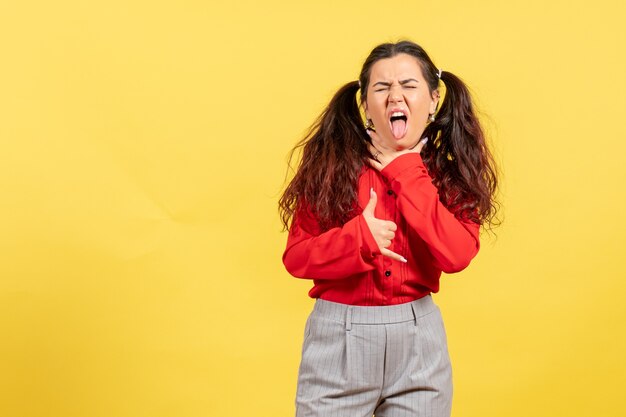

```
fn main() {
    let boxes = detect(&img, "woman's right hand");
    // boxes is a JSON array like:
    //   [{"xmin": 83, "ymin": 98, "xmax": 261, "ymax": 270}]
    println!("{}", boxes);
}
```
[{"xmin": 362, "ymin": 188, "xmax": 407, "ymax": 263}]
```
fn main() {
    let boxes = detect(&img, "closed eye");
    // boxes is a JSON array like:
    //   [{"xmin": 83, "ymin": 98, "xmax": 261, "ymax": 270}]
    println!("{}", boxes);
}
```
[{"xmin": 375, "ymin": 86, "xmax": 416, "ymax": 92}]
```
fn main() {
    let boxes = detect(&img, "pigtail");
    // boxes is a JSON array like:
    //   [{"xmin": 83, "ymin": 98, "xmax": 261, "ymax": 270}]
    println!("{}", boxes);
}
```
[
  {"xmin": 279, "ymin": 81, "xmax": 370, "ymax": 231},
  {"xmin": 421, "ymin": 70, "xmax": 500, "ymax": 230}
]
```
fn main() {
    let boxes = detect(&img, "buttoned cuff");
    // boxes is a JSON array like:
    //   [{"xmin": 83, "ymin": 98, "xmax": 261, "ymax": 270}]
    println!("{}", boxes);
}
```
[{"xmin": 358, "ymin": 214, "xmax": 380, "ymax": 260}]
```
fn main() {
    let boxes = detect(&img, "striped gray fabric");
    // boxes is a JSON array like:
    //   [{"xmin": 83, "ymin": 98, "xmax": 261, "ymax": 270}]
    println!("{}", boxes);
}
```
[{"xmin": 295, "ymin": 295, "xmax": 453, "ymax": 417}]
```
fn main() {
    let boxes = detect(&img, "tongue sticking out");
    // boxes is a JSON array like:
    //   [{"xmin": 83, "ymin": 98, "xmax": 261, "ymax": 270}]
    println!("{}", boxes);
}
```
[{"xmin": 390, "ymin": 119, "xmax": 407, "ymax": 139}]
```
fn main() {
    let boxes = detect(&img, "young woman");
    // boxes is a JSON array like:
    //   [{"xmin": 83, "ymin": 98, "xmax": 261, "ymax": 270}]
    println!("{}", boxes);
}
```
[{"xmin": 279, "ymin": 40, "xmax": 499, "ymax": 417}]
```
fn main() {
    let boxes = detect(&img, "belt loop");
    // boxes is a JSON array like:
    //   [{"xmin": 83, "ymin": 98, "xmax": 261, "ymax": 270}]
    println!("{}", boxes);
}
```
[
  {"xmin": 345, "ymin": 306, "xmax": 353, "ymax": 331},
  {"xmin": 410, "ymin": 302, "xmax": 418, "ymax": 326}
]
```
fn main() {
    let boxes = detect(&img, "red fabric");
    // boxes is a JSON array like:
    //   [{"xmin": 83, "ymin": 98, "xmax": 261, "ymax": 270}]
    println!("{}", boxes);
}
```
[{"xmin": 282, "ymin": 153, "xmax": 480, "ymax": 306}]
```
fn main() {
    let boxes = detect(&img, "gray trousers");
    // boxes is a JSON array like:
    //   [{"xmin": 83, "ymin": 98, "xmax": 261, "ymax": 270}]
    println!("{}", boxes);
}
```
[{"xmin": 295, "ymin": 295, "xmax": 453, "ymax": 417}]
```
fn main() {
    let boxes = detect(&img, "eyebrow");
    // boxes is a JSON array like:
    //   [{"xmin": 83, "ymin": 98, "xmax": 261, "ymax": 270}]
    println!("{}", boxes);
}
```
[{"xmin": 372, "ymin": 78, "xmax": 420, "ymax": 87}]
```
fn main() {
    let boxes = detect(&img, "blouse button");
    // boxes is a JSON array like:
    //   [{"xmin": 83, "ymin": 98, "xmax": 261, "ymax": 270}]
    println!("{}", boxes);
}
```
[
  {"xmin": 384, "ymin": 270, "xmax": 391, "ymax": 277},
  {"xmin": 387, "ymin": 189, "xmax": 394, "ymax": 196}
]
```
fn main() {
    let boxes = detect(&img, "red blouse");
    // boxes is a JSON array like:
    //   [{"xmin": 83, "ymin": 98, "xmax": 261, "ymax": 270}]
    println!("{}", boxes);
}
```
[{"xmin": 282, "ymin": 152, "xmax": 480, "ymax": 306}]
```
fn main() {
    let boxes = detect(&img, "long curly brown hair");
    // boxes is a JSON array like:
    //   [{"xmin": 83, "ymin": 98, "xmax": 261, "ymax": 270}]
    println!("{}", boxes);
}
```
[{"xmin": 279, "ymin": 40, "xmax": 501, "ymax": 233}]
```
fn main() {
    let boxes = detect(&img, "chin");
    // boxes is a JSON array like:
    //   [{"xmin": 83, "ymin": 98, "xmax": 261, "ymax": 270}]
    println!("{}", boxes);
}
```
[{"xmin": 395, "ymin": 136, "xmax": 420, "ymax": 150}]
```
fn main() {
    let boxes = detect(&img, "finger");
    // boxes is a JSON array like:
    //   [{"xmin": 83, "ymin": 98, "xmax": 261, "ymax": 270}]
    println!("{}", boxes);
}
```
[
  {"xmin": 367, "ymin": 158, "xmax": 383, "ymax": 171},
  {"xmin": 381, "ymin": 248, "xmax": 408, "ymax": 263},
  {"xmin": 386, "ymin": 221, "xmax": 398, "ymax": 232},
  {"xmin": 362, "ymin": 187, "xmax": 377, "ymax": 216},
  {"xmin": 379, "ymin": 228, "xmax": 395, "ymax": 240},
  {"xmin": 367, "ymin": 143, "xmax": 383, "ymax": 161},
  {"xmin": 416, "ymin": 137, "xmax": 428, "ymax": 153},
  {"xmin": 381, "ymin": 239, "xmax": 392, "ymax": 248}
]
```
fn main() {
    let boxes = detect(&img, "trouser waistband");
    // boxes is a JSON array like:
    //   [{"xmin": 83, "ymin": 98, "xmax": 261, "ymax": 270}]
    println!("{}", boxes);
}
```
[{"xmin": 312, "ymin": 295, "xmax": 437, "ymax": 330}]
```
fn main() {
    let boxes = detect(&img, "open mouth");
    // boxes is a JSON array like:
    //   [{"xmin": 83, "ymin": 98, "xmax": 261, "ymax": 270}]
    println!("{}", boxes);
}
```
[{"xmin": 389, "ymin": 111, "xmax": 408, "ymax": 139}]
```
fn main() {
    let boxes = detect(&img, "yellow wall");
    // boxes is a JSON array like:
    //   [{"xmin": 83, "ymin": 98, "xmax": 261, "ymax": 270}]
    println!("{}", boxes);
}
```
[{"xmin": 1, "ymin": 1, "xmax": 625, "ymax": 416}]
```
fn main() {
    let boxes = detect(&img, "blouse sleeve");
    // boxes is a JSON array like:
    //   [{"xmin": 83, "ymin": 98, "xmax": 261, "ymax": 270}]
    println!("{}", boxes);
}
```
[
  {"xmin": 282, "ymin": 203, "xmax": 380, "ymax": 279},
  {"xmin": 380, "ymin": 153, "xmax": 481, "ymax": 273}
]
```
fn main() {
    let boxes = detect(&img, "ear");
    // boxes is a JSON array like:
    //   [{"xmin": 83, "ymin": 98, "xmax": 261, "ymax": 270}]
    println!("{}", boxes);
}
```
[{"xmin": 430, "ymin": 89, "xmax": 440, "ymax": 113}]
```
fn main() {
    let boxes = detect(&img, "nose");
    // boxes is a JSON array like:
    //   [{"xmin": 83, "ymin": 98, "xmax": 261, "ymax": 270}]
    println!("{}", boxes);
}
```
[{"xmin": 388, "ymin": 84, "xmax": 404, "ymax": 102}]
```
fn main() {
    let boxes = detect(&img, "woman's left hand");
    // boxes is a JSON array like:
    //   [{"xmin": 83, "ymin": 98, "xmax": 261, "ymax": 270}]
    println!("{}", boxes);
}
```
[{"xmin": 367, "ymin": 129, "xmax": 428, "ymax": 171}]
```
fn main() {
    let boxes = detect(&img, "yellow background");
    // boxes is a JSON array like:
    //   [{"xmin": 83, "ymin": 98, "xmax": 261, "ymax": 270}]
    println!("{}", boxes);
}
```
[{"xmin": 1, "ymin": 1, "xmax": 625, "ymax": 416}]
